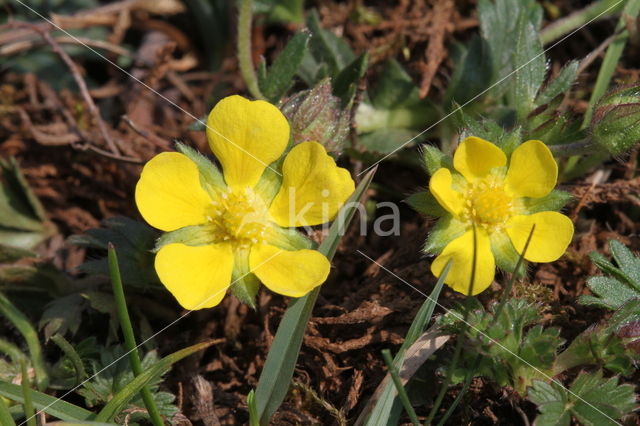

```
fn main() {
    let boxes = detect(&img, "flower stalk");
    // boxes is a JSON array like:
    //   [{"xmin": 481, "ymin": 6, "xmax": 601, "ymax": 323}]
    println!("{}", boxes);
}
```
[{"xmin": 237, "ymin": 0, "xmax": 265, "ymax": 100}]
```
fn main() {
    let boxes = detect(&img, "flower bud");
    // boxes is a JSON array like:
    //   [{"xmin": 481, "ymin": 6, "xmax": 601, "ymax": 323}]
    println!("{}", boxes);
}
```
[
  {"xmin": 590, "ymin": 85, "xmax": 640, "ymax": 156},
  {"xmin": 281, "ymin": 78, "xmax": 350, "ymax": 154}
]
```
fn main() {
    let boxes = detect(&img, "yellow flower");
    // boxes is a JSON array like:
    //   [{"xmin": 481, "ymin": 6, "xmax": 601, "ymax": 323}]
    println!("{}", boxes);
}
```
[
  {"xmin": 428, "ymin": 136, "xmax": 574, "ymax": 295},
  {"xmin": 135, "ymin": 95, "xmax": 354, "ymax": 309}
]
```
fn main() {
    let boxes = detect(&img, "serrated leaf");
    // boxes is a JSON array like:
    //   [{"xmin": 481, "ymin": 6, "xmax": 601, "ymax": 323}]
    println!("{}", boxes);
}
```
[
  {"xmin": 259, "ymin": 31, "xmax": 310, "ymax": 102},
  {"xmin": 529, "ymin": 371, "xmax": 637, "ymax": 426},
  {"xmin": 581, "ymin": 240, "xmax": 640, "ymax": 310},
  {"xmin": 93, "ymin": 341, "xmax": 216, "ymax": 422},
  {"xmin": 609, "ymin": 239, "xmax": 640, "ymax": 290},
  {"xmin": 39, "ymin": 293, "xmax": 86, "ymax": 340},
  {"xmin": 70, "ymin": 217, "xmax": 159, "ymax": 288},
  {"xmin": 536, "ymin": 61, "xmax": 578, "ymax": 106}
]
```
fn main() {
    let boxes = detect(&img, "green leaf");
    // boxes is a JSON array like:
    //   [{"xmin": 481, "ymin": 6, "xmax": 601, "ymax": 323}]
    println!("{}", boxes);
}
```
[
  {"xmin": 369, "ymin": 59, "xmax": 420, "ymax": 109},
  {"xmin": 405, "ymin": 191, "xmax": 446, "ymax": 217},
  {"xmin": 357, "ymin": 129, "xmax": 419, "ymax": 154},
  {"xmin": 0, "ymin": 381, "xmax": 94, "ymax": 422},
  {"xmin": 0, "ymin": 157, "xmax": 49, "ymax": 250},
  {"xmin": 579, "ymin": 277, "xmax": 640, "ymax": 310},
  {"xmin": 306, "ymin": 9, "xmax": 355, "ymax": 78},
  {"xmin": 259, "ymin": 31, "xmax": 310, "ymax": 102},
  {"xmin": 69, "ymin": 217, "xmax": 159, "ymax": 288},
  {"xmin": 444, "ymin": 35, "xmax": 493, "ymax": 106},
  {"xmin": 609, "ymin": 239, "xmax": 640, "ymax": 290},
  {"xmin": 536, "ymin": 61, "xmax": 578, "ymax": 106},
  {"xmin": 528, "ymin": 371, "xmax": 637, "ymax": 426},
  {"xmin": 333, "ymin": 52, "xmax": 368, "ymax": 105},
  {"xmin": 39, "ymin": 294, "xmax": 86, "ymax": 340},
  {"xmin": 254, "ymin": 167, "xmax": 376, "ymax": 424},
  {"xmin": 580, "ymin": 239, "xmax": 640, "ymax": 310},
  {"xmin": 508, "ymin": 10, "xmax": 545, "ymax": 119},
  {"xmin": 479, "ymin": 0, "xmax": 543, "ymax": 84},
  {"xmin": 254, "ymin": 0, "xmax": 304, "ymax": 24},
  {"xmin": 94, "ymin": 341, "xmax": 217, "ymax": 422}
]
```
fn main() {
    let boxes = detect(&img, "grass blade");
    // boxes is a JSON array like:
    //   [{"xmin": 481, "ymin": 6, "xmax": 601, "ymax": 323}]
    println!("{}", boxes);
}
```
[
  {"xmin": 356, "ymin": 260, "xmax": 452, "ymax": 426},
  {"xmin": 20, "ymin": 360, "xmax": 36, "ymax": 426},
  {"xmin": 107, "ymin": 244, "xmax": 163, "ymax": 426},
  {"xmin": 0, "ymin": 381, "xmax": 94, "ymax": 421},
  {"xmin": 0, "ymin": 292, "xmax": 48, "ymax": 390},
  {"xmin": 254, "ymin": 167, "xmax": 377, "ymax": 424},
  {"xmin": 381, "ymin": 349, "xmax": 419, "ymax": 426}
]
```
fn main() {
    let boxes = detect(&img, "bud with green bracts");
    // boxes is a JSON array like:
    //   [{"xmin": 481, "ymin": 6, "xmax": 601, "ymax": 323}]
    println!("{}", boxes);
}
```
[
  {"xmin": 591, "ymin": 84, "xmax": 640, "ymax": 156},
  {"xmin": 281, "ymin": 78, "xmax": 350, "ymax": 155}
]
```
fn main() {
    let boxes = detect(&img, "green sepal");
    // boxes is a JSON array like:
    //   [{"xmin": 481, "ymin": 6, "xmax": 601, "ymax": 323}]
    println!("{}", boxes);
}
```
[
  {"xmin": 255, "ymin": 160, "xmax": 284, "ymax": 205},
  {"xmin": 523, "ymin": 189, "xmax": 572, "ymax": 213},
  {"xmin": 175, "ymin": 143, "xmax": 226, "ymax": 196},
  {"xmin": 153, "ymin": 225, "xmax": 215, "ymax": 252},
  {"xmin": 230, "ymin": 247, "xmax": 259, "ymax": 309},
  {"xmin": 423, "ymin": 216, "xmax": 466, "ymax": 255},
  {"xmin": 422, "ymin": 145, "xmax": 452, "ymax": 176},
  {"xmin": 490, "ymin": 230, "xmax": 526, "ymax": 276},
  {"xmin": 405, "ymin": 191, "xmax": 447, "ymax": 217},
  {"xmin": 268, "ymin": 227, "xmax": 314, "ymax": 251}
]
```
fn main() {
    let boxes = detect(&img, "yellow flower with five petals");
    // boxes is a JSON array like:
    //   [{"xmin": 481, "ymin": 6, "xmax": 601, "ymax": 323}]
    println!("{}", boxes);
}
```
[
  {"xmin": 135, "ymin": 95, "xmax": 354, "ymax": 309},
  {"xmin": 427, "ymin": 137, "xmax": 574, "ymax": 295}
]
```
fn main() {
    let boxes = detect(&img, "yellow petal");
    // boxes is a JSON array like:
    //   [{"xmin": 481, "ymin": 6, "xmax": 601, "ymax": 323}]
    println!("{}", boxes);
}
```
[
  {"xmin": 428, "ymin": 168, "xmax": 464, "ymax": 216},
  {"xmin": 431, "ymin": 228, "xmax": 495, "ymax": 296},
  {"xmin": 453, "ymin": 136, "xmax": 507, "ymax": 181},
  {"xmin": 268, "ymin": 141, "xmax": 355, "ymax": 227},
  {"xmin": 506, "ymin": 212, "xmax": 574, "ymax": 263},
  {"xmin": 249, "ymin": 244, "xmax": 330, "ymax": 297},
  {"xmin": 155, "ymin": 243, "xmax": 234, "ymax": 310},
  {"xmin": 135, "ymin": 152, "xmax": 211, "ymax": 232},
  {"xmin": 505, "ymin": 140, "xmax": 557, "ymax": 198},
  {"xmin": 206, "ymin": 95, "xmax": 290, "ymax": 188}
]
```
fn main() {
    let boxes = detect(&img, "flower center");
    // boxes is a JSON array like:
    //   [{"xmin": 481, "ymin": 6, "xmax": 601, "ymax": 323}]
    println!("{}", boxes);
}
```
[
  {"xmin": 462, "ymin": 177, "xmax": 514, "ymax": 229},
  {"xmin": 207, "ymin": 188, "xmax": 271, "ymax": 247}
]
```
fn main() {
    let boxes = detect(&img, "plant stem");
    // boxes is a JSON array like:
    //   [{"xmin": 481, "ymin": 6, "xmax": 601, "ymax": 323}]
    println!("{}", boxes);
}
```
[
  {"xmin": 108, "ymin": 244, "xmax": 164, "ymax": 426},
  {"xmin": 540, "ymin": 0, "xmax": 624, "ymax": 45},
  {"xmin": 237, "ymin": 0, "xmax": 265, "ymax": 100},
  {"xmin": 20, "ymin": 360, "xmax": 35, "ymax": 426},
  {"xmin": 582, "ymin": 0, "xmax": 640, "ymax": 127},
  {"xmin": 381, "ymin": 349, "xmax": 420, "ymax": 426},
  {"xmin": 0, "ymin": 292, "xmax": 48, "ymax": 390}
]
